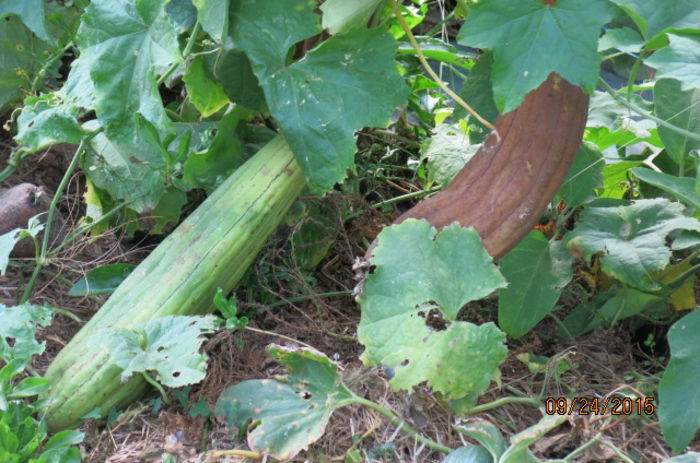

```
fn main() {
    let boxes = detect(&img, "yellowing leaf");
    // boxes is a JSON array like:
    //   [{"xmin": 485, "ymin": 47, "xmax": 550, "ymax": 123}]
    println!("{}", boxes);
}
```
[{"xmin": 183, "ymin": 56, "xmax": 229, "ymax": 117}]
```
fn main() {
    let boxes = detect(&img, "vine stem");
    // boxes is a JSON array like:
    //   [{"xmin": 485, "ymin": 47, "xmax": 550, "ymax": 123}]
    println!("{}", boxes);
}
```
[
  {"xmin": 465, "ymin": 396, "xmax": 540, "ymax": 415},
  {"xmin": 599, "ymin": 78, "xmax": 700, "ymax": 143},
  {"xmin": 0, "ymin": 147, "xmax": 30, "ymax": 183},
  {"xmin": 562, "ymin": 434, "xmax": 634, "ymax": 463},
  {"xmin": 372, "ymin": 185, "xmax": 442, "ymax": 208},
  {"xmin": 157, "ymin": 20, "xmax": 202, "ymax": 86},
  {"xmin": 20, "ymin": 130, "xmax": 101, "ymax": 303},
  {"xmin": 208, "ymin": 449, "xmax": 261, "ymax": 459},
  {"xmin": 30, "ymin": 40, "xmax": 75, "ymax": 93},
  {"xmin": 141, "ymin": 372, "xmax": 171, "ymax": 405},
  {"xmin": 352, "ymin": 395, "xmax": 453, "ymax": 454},
  {"xmin": 244, "ymin": 326, "xmax": 319, "ymax": 352},
  {"xmin": 388, "ymin": 0, "xmax": 498, "ymax": 138}
]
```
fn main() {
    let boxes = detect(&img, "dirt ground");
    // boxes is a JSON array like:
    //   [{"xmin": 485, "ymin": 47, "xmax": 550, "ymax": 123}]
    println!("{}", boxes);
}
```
[{"xmin": 0, "ymin": 130, "xmax": 695, "ymax": 463}]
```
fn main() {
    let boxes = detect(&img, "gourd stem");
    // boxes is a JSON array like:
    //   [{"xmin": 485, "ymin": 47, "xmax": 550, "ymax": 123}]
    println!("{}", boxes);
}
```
[{"xmin": 388, "ymin": 0, "xmax": 498, "ymax": 137}]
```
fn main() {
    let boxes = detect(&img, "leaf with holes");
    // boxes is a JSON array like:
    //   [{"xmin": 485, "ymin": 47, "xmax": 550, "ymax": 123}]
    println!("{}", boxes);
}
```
[
  {"xmin": 15, "ymin": 93, "xmax": 87, "ymax": 152},
  {"xmin": 564, "ymin": 199, "xmax": 700, "ymax": 291},
  {"xmin": 457, "ymin": 0, "xmax": 616, "ymax": 112},
  {"xmin": 94, "ymin": 315, "xmax": 217, "ymax": 387},
  {"xmin": 84, "ymin": 127, "xmax": 168, "ymax": 213},
  {"xmin": 0, "ymin": 303, "xmax": 52, "ymax": 365},
  {"xmin": 215, "ymin": 345, "xmax": 356, "ymax": 460},
  {"xmin": 358, "ymin": 219, "xmax": 507, "ymax": 401}
]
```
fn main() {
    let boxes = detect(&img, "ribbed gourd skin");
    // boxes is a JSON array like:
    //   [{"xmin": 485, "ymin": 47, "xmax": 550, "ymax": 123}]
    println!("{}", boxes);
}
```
[
  {"xmin": 390, "ymin": 73, "xmax": 589, "ymax": 259},
  {"xmin": 42, "ymin": 135, "xmax": 306, "ymax": 431}
]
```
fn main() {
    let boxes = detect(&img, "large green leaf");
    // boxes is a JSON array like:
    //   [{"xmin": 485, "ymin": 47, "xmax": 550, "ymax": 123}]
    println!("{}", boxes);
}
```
[
  {"xmin": 358, "ymin": 220, "xmax": 507, "ymax": 401},
  {"xmin": 0, "ymin": 0, "xmax": 52, "ymax": 43},
  {"xmin": 658, "ymin": 310, "xmax": 700, "ymax": 453},
  {"xmin": 0, "ymin": 304, "xmax": 52, "ymax": 365},
  {"xmin": 14, "ymin": 93, "xmax": 87, "ymax": 152},
  {"xmin": 457, "ymin": 0, "xmax": 616, "ymax": 112},
  {"xmin": 94, "ymin": 315, "xmax": 217, "ymax": 388},
  {"xmin": 498, "ymin": 232, "xmax": 573, "ymax": 339},
  {"xmin": 632, "ymin": 168, "xmax": 700, "ymax": 209},
  {"xmin": 192, "ymin": 0, "xmax": 228, "ymax": 42},
  {"xmin": 647, "ymin": 34, "xmax": 700, "ymax": 91},
  {"xmin": 214, "ymin": 47, "xmax": 267, "ymax": 112},
  {"xmin": 565, "ymin": 199, "xmax": 700, "ymax": 291},
  {"xmin": 215, "ymin": 345, "xmax": 356, "ymax": 460},
  {"xmin": 231, "ymin": 0, "xmax": 409, "ymax": 194},
  {"xmin": 653, "ymin": 78, "xmax": 700, "ymax": 165},
  {"xmin": 609, "ymin": 0, "xmax": 700, "ymax": 42},
  {"xmin": 75, "ymin": 0, "xmax": 181, "ymax": 140}
]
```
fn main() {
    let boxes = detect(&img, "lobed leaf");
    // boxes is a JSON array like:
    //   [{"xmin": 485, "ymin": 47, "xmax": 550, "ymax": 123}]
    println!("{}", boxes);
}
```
[
  {"xmin": 95, "ymin": 315, "xmax": 218, "ymax": 388},
  {"xmin": 358, "ymin": 220, "xmax": 507, "ymax": 400},
  {"xmin": 215, "ymin": 345, "xmax": 355, "ymax": 460},
  {"xmin": 421, "ymin": 123, "xmax": 479, "ymax": 186},
  {"xmin": 0, "ymin": 304, "xmax": 52, "ymax": 366},
  {"xmin": 565, "ymin": 199, "xmax": 700, "ymax": 291},
  {"xmin": 231, "ymin": 0, "xmax": 408, "ymax": 194},
  {"xmin": 457, "ymin": 0, "xmax": 616, "ymax": 112}
]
